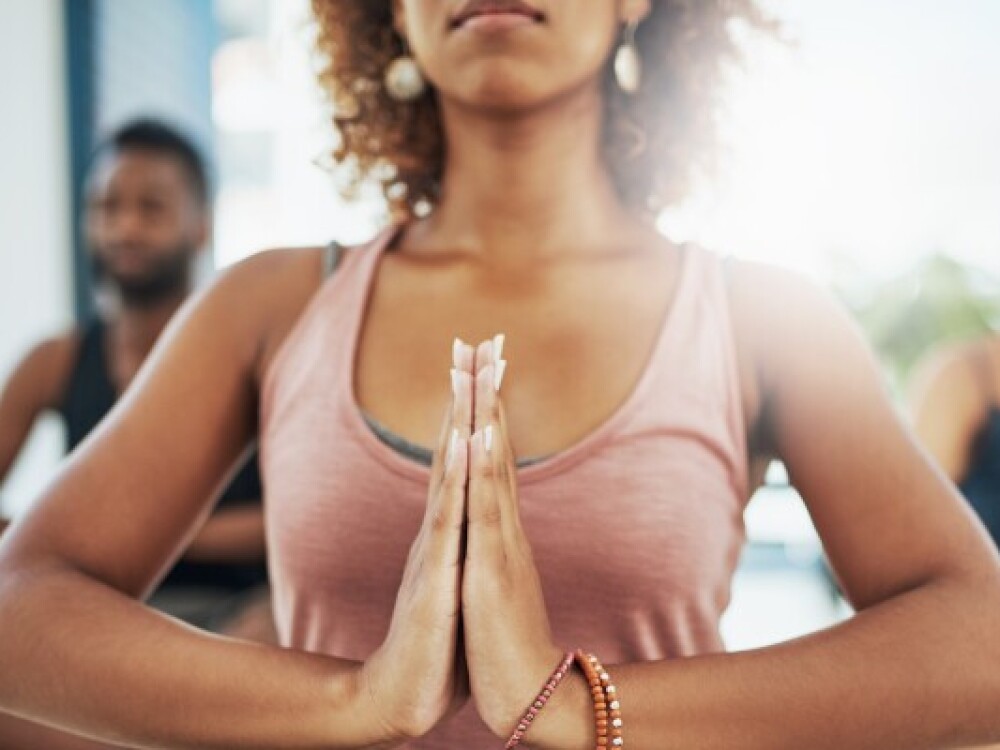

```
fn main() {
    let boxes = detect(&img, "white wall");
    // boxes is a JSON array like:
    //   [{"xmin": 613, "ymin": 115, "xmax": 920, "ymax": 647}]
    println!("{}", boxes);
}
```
[{"xmin": 0, "ymin": 0, "xmax": 73, "ymax": 517}]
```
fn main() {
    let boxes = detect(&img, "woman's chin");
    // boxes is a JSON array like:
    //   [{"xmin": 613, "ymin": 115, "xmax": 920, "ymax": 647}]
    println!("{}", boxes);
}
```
[{"xmin": 444, "ymin": 75, "xmax": 566, "ymax": 113}]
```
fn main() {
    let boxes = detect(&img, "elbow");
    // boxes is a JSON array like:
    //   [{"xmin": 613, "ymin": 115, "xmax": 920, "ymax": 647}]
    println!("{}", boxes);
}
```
[
  {"xmin": 0, "ymin": 538, "xmax": 83, "ymax": 618},
  {"xmin": 938, "ymin": 562, "xmax": 1000, "ymax": 736}
]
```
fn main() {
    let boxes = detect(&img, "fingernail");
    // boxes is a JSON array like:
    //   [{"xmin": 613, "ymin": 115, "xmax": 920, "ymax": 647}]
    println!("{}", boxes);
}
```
[
  {"xmin": 484, "ymin": 425, "xmax": 494, "ymax": 453},
  {"xmin": 477, "ymin": 363, "xmax": 497, "ymax": 392},
  {"xmin": 493, "ymin": 333, "xmax": 505, "ymax": 362},
  {"xmin": 446, "ymin": 428, "xmax": 459, "ymax": 469},
  {"xmin": 494, "ymin": 360, "xmax": 507, "ymax": 391},
  {"xmin": 452, "ymin": 338, "xmax": 465, "ymax": 368},
  {"xmin": 450, "ymin": 368, "xmax": 460, "ymax": 398}
]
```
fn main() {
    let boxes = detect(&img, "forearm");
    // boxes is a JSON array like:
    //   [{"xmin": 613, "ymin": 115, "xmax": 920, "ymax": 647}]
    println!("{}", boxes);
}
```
[
  {"xmin": 532, "ymin": 577, "xmax": 1000, "ymax": 750},
  {"xmin": 183, "ymin": 506, "xmax": 266, "ymax": 563},
  {"xmin": 0, "ymin": 710, "xmax": 127, "ymax": 749},
  {"xmin": 0, "ymin": 566, "xmax": 396, "ymax": 750}
]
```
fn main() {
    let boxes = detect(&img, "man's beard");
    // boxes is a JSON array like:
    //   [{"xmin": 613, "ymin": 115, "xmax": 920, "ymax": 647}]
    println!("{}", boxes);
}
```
[{"xmin": 89, "ymin": 244, "xmax": 195, "ymax": 308}]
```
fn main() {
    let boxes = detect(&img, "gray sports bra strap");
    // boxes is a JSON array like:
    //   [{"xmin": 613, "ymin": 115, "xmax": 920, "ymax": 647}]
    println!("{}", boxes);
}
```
[{"xmin": 323, "ymin": 240, "xmax": 345, "ymax": 279}]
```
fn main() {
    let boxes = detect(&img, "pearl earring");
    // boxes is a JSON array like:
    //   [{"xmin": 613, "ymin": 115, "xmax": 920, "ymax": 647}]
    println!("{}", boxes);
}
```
[
  {"xmin": 384, "ymin": 39, "xmax": 426, "ymax": 102},
  {"xmin": 614, "ymin": 19, "xmax": 642, "ymax": 94}
]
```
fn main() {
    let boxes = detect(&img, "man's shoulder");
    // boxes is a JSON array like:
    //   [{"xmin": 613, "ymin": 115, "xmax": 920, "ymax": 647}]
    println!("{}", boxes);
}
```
[
  {"xmin": 4, "ymin": 327, "xmax": 85, "ymax": 410},
  {"xmin": 22, "ymin": 328, "xmax": 85, "ymax": 378}
]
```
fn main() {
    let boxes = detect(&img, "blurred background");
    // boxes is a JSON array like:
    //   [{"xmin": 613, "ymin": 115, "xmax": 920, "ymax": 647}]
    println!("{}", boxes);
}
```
[{"xmin": 1, "ymin": 0, "xmax": 998, "ymax": 651}]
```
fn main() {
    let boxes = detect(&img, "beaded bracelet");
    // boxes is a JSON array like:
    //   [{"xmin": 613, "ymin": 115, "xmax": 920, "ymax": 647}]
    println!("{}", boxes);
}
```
[
  {"xmin": 595, "ymin": 655, "xmax": 623, "ymax": 748},
  {"xmin": 505, "ymin": 651, "xmax": 576, "ymax": 748},
  {"xmin": 573, "ymin": 650, "xmax": 608, "ymax": 749},
  {"xmin": 575, "ymin": 650, "xmax": 624, "ymax": 748}
]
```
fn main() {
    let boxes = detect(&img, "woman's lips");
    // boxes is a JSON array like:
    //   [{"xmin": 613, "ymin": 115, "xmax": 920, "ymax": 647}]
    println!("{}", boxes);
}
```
[
  {"xmin": 451, "ymin": 7, "xmax": 544, "ymax": 34},
  {"xmin": 459, "ymin": 12, "xmax": 539, "ymax": 32}
]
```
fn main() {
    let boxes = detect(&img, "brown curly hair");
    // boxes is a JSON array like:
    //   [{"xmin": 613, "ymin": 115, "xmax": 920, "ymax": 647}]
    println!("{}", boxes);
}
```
[{"xmin": 311, "ymin": 0, "xmax": 776, "ymax": 221}]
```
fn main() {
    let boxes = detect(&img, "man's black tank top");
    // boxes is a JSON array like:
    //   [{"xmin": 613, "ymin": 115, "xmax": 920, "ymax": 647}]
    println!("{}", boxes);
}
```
[{"xmin": 55, "ymin": 318, "xmax": 268, "ymax": 591}]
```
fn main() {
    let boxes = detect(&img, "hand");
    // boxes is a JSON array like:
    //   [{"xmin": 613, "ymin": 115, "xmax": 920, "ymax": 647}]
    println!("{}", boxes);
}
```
[
  {"xmin": 461, "ymin": 338, "xmax": 570, "ymax": 739},
  {"xmin": 357, "ymin": 340, "xmax": 475, "ymax": 741}
]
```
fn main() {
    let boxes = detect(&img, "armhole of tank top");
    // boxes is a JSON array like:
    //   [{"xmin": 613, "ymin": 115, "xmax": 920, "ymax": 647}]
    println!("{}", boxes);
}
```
[
  {"xmin": 53, "ymin": 322, "xmax": 99, "ymax": 415},
  {"xmin": 50, "ymin": 337, "xmax": 75, "ymax": 418}
]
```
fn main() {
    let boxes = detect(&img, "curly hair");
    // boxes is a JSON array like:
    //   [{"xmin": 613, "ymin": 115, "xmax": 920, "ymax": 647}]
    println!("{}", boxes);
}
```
[{"xmin": 311, "ymin": 1, "xmax": 776, "ymax": 221}]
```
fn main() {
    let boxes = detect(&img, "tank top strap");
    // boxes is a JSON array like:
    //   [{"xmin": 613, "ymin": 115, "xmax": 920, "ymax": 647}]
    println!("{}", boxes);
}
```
[
  {"xmin": 637, "ymin": 244, "xmax": 750, "ymax": 503},
  {"xmin": 57, "ymin": 318, "xmax": 118, "ymax": 451},
  {"xmin": 260, "ymin": 223, "xmax": 403, "ymax": 423}
]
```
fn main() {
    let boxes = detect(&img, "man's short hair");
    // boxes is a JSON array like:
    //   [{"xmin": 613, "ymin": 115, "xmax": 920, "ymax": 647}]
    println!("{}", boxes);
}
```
[{"xmin": 93, "ymin": 118, "xmax": 210, "ymax": 206}]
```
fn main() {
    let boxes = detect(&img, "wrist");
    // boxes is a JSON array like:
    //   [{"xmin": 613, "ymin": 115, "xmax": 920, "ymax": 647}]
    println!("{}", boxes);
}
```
[
  {"xmin": 351, "ymin": 654, "xmax": 423, "ymax": 748},
  {"xmin": 489, "ymin": 647, "xmax": 594, "ymax": 750},
  {"xmin": 480, "ymin": 645, "xmax": 563, "ymax": 740},
  {"xmin": 521, "ymin": 666, "xmax": 594, "ymax": 750},
  {"xmin": 337, "ymin": 661, "xmax": 407, "ymax": 749}
]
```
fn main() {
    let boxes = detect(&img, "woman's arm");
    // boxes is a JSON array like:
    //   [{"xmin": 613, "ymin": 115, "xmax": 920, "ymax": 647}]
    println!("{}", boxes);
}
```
[
  {"xmin": 477, "ymin": 263, "xmax": 1000, "ymax": 749},
  {"xmin": 0, "ymin": 251, "xmax": 390, "ymax": 750}
]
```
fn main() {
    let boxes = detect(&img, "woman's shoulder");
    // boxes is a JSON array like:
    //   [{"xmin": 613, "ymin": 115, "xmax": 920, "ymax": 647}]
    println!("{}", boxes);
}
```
[
  {"xmin": 214, "ymin": 244, "xmax": 327, "ymax": 293},
  {"xmin": 720, "ymin": 256, "xmax": 858, "ymax": 364},
  {"xmin": 714, "ymin": 256, "xmax": 876, "ymax": 452},
  {"xmin": 224, "ymin": 245, "xmax": 330, "ymax": 317},
  {"xmin": 207, "ymin": 245, "xmax": 333, "ymax": 391}
]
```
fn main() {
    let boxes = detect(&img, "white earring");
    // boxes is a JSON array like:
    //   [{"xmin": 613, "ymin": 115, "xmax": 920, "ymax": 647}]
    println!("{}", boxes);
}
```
[
  {"xmin": 614, "ymin": 19, "xmax": 642, "ymax": 94},
  {"xmin": 385, "ymin": 39, "xmax": 426, "ymax": 102}
]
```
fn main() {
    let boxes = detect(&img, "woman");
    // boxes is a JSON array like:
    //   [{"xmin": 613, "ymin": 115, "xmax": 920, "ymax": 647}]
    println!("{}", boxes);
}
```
[
  {"xmin": 1, "ymin": 1, "xmax": 999, "ymax": 747},
  {"xmin": 911, "ymin": 336, "xmax": 1000, "ymax": 550}
]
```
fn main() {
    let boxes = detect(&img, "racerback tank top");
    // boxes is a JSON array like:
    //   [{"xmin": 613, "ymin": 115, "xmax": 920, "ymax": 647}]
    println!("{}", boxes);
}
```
[{"xmin": 260, "ymin": 221, "xmax": 750, "ymax": 747}]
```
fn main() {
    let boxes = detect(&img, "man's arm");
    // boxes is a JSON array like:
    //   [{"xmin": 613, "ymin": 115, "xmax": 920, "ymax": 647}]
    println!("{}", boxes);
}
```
[
  {"xmin": 908, "ymin": 343, "xmax": 984, "ymax": 482},
  {"xmin": 0, "ymin": 335, "xmax": 76, "ymax": 531},
  {"xmin": 183, "ymin": 503, "xmax": 267, "ymax": 563}
]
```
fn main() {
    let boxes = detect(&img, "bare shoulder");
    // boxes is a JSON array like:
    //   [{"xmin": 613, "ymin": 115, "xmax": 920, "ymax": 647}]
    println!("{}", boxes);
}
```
[
  {"xmin": 726, "ymin": 258, "xmax": 984, "ymax": 407},
  {"xmin": 718, "ymin": 257, "xmax": 861, "ymax": 437},
  {"xmin": 206, "ymin": 245, "xmax": 328, "ymax": 389},
  {"xmin": 908, "ymin": 336, "xmax": 987, "ymax": 477},
  {"xmin": 0, "ymin": 245, "xmax": 331, "ymax": 591},
  {"xmin": 24, "ymin": 330, "xmax": 80, "ymax": 365},
  {"xmin": 205, "ymin": 244, "xmax": 326, "ymax": 311},
  {"xmin": 909, "ymin": 337, "xmax": 984, "ymax": 404},
  {"xmin": 725, "ymin": 259, "xmax": 857, "ymax": 352},
  {"xmin": 722, "ymin": 257, "xmax": 879, "ymax": 388},
  {"xmin": 4, "ymin": 329, "xmax": 83, "ymax": 410}
]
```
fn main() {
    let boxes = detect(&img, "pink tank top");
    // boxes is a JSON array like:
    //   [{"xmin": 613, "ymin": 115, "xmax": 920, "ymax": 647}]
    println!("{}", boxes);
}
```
[{"xmin": 260, "ymin": 222, "xmax": 749, "ymax": 747}]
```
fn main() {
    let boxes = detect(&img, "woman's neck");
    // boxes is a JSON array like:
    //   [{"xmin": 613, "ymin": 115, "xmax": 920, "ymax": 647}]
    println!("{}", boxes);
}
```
[{"xmin": 423, "ymin": 83, "xmax": 645, "ymax": 263}]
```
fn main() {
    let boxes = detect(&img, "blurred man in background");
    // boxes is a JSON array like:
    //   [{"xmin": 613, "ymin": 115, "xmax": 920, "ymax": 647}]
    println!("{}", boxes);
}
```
[
  {"xmin": 910, "ymin": 336, "xmax": 1000, "ymax": 551},
  {"xmin": 0, "ymin": 119, "xmax": 273, "ymax": 640}
]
